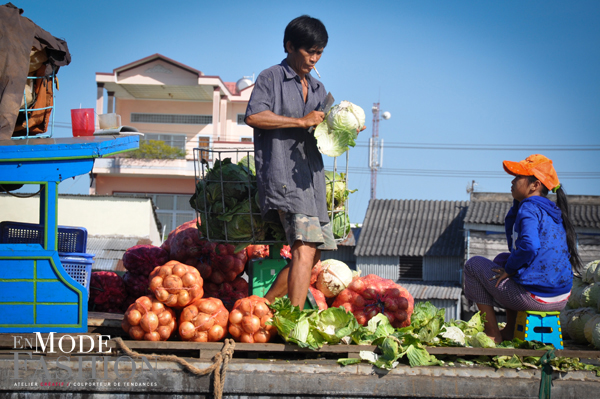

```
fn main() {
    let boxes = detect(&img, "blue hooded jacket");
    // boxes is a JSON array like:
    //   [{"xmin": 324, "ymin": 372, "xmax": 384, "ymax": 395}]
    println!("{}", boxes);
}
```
[{"xmin": 504, "ymin": 196, "xmax": 573, "ymax": 296}]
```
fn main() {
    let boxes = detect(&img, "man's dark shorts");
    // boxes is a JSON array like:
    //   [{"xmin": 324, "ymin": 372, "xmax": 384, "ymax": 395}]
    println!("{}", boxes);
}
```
[{"xmin": 278, "ymin": 211, "xmax": 337, "ymax": 251}]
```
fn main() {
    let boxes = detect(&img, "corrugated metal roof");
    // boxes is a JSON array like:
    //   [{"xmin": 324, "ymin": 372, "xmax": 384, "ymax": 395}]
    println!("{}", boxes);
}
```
[
  {"xmin": 338, "ymin": 227, "xmax": 361, "ymax": 246},
  {"xmin": 87, "ymin": 235, "xmax": 151, "ymax": 271},
  {"xmin": 398, "ymin": 281, "xmax": 462, "ymax": 300},
  {"xmin": 355, "ymin": 199, "xmax": 468, "ymax": 257},
  {"xmin": 464, "ymin": 192, "xmax": 600, "ymax": 228}
]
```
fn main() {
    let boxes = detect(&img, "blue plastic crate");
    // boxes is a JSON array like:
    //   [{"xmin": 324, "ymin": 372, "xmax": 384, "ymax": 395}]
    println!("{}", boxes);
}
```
[
  {"xmin": 0, "ymin": 221, "xmax": 87, "ymax": 253},
  {"xmin": 59, "ymin": 254, "xmax": 94, "ymax": 298}
]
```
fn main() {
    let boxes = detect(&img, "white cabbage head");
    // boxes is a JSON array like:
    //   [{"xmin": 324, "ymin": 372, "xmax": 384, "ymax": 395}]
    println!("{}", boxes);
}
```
[
  {"xmin": 314, "ymin": 101, "xmax": 365, "ymax": 157},
  {"xmin": 315, "ymin": 259, "xmax": 354, "ymax": 298}
]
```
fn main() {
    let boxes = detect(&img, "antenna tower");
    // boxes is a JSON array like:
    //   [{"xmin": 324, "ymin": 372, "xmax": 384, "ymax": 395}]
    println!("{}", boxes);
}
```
[{"xmin": 369, "ymin": 103, "xmax": 384, "ymax": 199}]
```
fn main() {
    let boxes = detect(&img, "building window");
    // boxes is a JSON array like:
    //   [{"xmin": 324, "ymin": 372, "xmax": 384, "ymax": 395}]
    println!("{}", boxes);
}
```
[
  {"xmin": 131, "ymin": 113, "xmax": 212, "ymax": 125},
  {"xmin": 197, "ymin": 136, "xmax": 212, "ymax": 161},
  {"xmin": 142, "ymin": 133, "xmax": 186, "ymax": 151},
  {"xmin": 113, "ymin": 192, "xmax": 195, "ymax": 235},
  {"xmin": 237, "ymin": 114, "xmax": 246, "ymax": 125},
  {"xmin": 240, "ymin": 137, "xmax": 253, "ymax": 143},
  {"xmin": 399, "ymin": 256, "xmax": 423, "ymax": 280}
]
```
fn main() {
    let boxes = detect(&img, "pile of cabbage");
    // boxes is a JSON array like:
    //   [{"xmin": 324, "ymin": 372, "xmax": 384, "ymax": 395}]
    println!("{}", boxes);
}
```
[
  {"xmin": 189, "ymin": 156, "xmax": 285, "ymax": 247},
  {"xmin": 560, "ymin": 260, "xmax": 600, "ymax": 349},
  {"xmin": 314, "ymin": 101, "xmax": 365, "ymax": 157},
  {"xmin": 268, "ymin": 299, "xmax": 600, "ymax": 374}
]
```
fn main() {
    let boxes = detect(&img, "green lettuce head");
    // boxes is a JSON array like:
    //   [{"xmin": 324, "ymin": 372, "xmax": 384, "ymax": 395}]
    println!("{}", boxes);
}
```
[{"xmin": 314, "ymin": 101, "xmax": 364, "ymax": 157}]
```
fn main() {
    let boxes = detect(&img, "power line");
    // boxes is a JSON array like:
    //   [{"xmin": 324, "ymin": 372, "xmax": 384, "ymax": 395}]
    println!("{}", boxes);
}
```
[
  {"xmin": 354, "ymin": 143, "xmax": 600, "ymax": 151},
  {"xmin": 346, "ymin": 167, "xmax": 600, "ymax": 179}
]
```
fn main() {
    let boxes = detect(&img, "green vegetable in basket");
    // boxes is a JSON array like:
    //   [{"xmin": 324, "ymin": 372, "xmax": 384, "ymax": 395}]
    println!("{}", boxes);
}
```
[
  {"xmin": 191, "ymin": 157, "xmax": 274, "ymax": 244},
  {"xmin": 325, "ymin": 170, "xmax": 356, "ymax": 210},
  {"xmin": 331, "ymin": 211, "xmax": 350, "ymax": 239},
  {"xmin": 238, "ymin": 155, "xmax": 256, "ymax": 176}
]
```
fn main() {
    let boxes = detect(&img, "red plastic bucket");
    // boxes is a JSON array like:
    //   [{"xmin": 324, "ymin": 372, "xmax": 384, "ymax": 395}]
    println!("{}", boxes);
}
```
[{"xmin": 71, "ymin": 108, "xmax": 95, "ymax": 137}]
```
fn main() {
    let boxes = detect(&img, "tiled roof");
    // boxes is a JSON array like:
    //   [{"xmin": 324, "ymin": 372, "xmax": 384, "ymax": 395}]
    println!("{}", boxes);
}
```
[
  {"xmin": 464, "ymin": 192, "xmax": 600, "ymax": 229},
  {"xmin": 87, "ymin": 235, "xmax": 152, "ymax": 271},
  {"xmin": 398, "ymin": 281, "xmax": 462, "ymax": 300},
  {"xmin": 355, "ymin": 199, "xmax": 469, "ymax": 257}
]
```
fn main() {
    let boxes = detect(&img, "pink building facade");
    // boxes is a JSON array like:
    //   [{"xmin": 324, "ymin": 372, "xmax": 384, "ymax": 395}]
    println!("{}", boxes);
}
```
[{"xmin": 93, "ymin": 54, "xmax": 254, "ymax": 234}]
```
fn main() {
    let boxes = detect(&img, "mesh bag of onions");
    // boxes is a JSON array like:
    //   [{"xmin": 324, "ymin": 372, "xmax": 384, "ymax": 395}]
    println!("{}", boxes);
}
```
[
  {"xmin": 228, "ymin": 295, "xmax": 275, "ymax": 343},
  {"xmin": 122, "ymin": 245, "xmax": 169, "ymax": 276},
  {"xmin": 207, "ymin": 243, "xmax": 248, "ymax": 284},
  {"xmin": 122, "ymin": 295, "xmax": 177, "ymax": 341},
  {"xmin": 149, "ymin": 261, "xmax": 204, "ymax": 308},
  {"xmin": 89, "ymin": 271, "xmax": 127, "ymax": 313},
  {"xmin": 161, "ymin": 219, "xmax": 204, "ymax": 265},
  {"xmin": 179, "ymin": 297, "xmax": 229, "ymax": 342},
  {"xmin": 332, "ymin": 274, "xmax": 414, "ymax": 328},
  {"xmin": 203, "ymin": 276, "xmax": 249, "ymax": 311}
]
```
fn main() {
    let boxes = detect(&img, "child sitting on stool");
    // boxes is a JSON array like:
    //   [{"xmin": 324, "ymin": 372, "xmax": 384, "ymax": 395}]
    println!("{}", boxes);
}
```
[{"xmin": 463, "ymin": 154, "xmax": 582, "ymax": 343}]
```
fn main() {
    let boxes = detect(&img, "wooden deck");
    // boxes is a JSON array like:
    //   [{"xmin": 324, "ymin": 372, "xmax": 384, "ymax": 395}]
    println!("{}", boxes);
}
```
[{"xmin": 1, "ymin": 311, "xmax": 598, "ymax": 361}]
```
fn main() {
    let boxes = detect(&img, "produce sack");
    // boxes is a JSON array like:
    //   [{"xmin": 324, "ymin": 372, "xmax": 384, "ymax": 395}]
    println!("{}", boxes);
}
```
[
  {"xmin": 246, "ymin": 244, "xmax": 293, "ymax": 260},
  {"xmin": 228, "ymin": 295, "xmax": 275, "ymax": 343},
  {"xmin": 315, "ymin": 259, "xmax": 354, "ymax": 298},
  {"xmin": 121, "ymin": 296, "xmax": 137, "ymax": 313},
  {"xmin": 122, "ymin": 245, "xmax": 169, "ymax": 276},
  {"xmin": 161, "ymin": 219, "xmax": 204, "ymax": 265},
  {"xmin": 208, "ymin": 243, "xmax": 248, "ymax": 284},
  {"xmin": 204, "ymin": 276, "xmax": 249, "ymax": 311},
  {"xmin": 310, "ymin": 261, "xmax": 323, "ymax": 286},
  {"xmin": 188, "ymin": 239, "xmax": 217, "ymax": 280},
  {"xmin": 122, "ymin": 295, "xmax": 177, "ymax": 341},
  {"xmin": 309, "ymin": 286, "xmax": 328, "ymax": 310},
  {"xmin": 246, "ymin": 244, "xmax": 269, "ymax": 260},
  {"xmin": 332, "ymin": 274, "xmax": 414, "ymax": 328},
  {"xmin": 149, "ymin": 261, "xmax": 204, "ymax": 308},
  {"xmin": 122, "ymin": 271, "xmax": 150, "ymax": 298},
  {"xmin": 179, "ymin": 297, "xmax": 229, "ymax": 342},
  {"xmin": 89, "ymin": 271, "xmax": 127, "ymax": 313}
]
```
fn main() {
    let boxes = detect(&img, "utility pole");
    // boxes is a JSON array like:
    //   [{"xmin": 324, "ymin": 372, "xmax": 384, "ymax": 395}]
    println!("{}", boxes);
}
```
[{"xmin": 369, "ymin": 103, "xmax": 389, "ymax": 200}]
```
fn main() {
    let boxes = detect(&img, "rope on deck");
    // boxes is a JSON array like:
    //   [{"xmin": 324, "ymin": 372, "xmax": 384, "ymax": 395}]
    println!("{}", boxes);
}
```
[{"xmin": 113, "ymin": 337, "xmax": 236, "ymax": 399}]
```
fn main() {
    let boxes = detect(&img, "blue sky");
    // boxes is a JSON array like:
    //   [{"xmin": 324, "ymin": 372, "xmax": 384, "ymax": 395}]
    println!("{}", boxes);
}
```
[{"xmin": 14, "ymin": 0, "xmax": 600, "ymax": 223}]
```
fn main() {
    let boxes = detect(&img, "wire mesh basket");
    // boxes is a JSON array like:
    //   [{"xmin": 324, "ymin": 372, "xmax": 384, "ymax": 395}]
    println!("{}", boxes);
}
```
[
  {"xmin": 12, "ymin": 66, "xmax": 57, "ymax": 140},
  {"xmin": 191, "ymin": 148, "xmax": 351, "ymax": 245}
]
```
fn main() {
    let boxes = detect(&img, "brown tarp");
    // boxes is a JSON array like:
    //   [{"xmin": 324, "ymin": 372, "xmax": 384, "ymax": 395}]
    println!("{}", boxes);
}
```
[{"xmin": 0, "ymin": 2, "xmax": 71, "ymax": 140}]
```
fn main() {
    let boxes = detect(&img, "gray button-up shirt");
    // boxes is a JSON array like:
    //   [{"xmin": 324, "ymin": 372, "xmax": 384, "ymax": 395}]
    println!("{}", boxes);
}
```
[{"xmin": 245, "ymin": 59, "xmax": 329, "ymax": 223}]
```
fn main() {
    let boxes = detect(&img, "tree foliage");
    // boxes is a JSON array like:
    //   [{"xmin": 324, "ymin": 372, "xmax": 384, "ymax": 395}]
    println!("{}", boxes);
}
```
[{"xmin": 125, "ymin": 140, "xmax": 186, "ymax": 159}]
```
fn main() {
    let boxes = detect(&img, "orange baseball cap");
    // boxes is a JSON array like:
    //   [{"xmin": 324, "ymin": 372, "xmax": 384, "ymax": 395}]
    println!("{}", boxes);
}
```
[{"xmin": 503, "ymin": 154, "xmax": 560, "ymax": 191}]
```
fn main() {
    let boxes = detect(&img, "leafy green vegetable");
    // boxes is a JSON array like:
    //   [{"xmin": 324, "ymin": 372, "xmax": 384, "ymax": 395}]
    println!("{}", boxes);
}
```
[
  {"xmin": 467, "ymin": 332, "xmax": 497, "ymax": 348},
  {"xmin": 325, "ymin": 171, "xmax": 356, "ymax": 209},
  {"xmin": 314, "ymin": 306, "xmax": 360, "ymax": 345},
  {"xmin": 269, "ymin": 299, "xmax": 600, "ymax": 376},
  {"xmin": 404, "ymin": 302, "xmax": 446, "ymax": 344},
  {"xmin": 238, "ymin": 155, "xmax": 256, "ymax": 176},
  {"xmin": 440, "ymin": 326, "xmax": 466, "ymax": 346},
  {"xmin": 268, "ymin": 298, "xmax": 359, "ymax": 350},
  {"xmin": 314, "ymin": 101, "xmax": 364, "ymax": 157},
  {"xmin": 351, "ymin": 313, "xmax": 396, "ymax": 345},
  {"xmin": 190, "ymin": 157, "xmax": 283, "ymax": 244}
]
